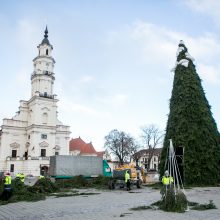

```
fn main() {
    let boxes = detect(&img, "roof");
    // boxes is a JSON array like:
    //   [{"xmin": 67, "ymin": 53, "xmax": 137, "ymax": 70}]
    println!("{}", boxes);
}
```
[
  {"xmin": 41, "ymin": 26, "xmax": 51, "ymax": 46},
  {"xmin": 69, "ymin": 137, "xmax": 102, "ymax": 156},
  {"xmin": 81, "ymin": 142, "xmax": 97, "ymax": 154},
  {"xmin": 69, "ymin": 137, "xmax": 86, "ymax": 152},
  {"xmin": 133, "ymin": 148, "xmax": 162, "ymax": 158}
]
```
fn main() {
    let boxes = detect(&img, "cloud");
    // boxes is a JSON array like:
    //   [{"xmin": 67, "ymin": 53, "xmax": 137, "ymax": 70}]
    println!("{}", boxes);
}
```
[
  {"xmin": 184, "ymin": 0, "xmax": 220, "ymax": 12},
  {"xmin": 183, "ymin": 0, "xmax": 220, "ymax": 25},
  {"xmin": 129, "ymin": 21, "xmax": 177, "ymax": 67},
  {"xmin": 105, "ymin": 20, "xmax": 220, "ymax": 84},
  {"xmin": 16, "ymin": 19, "xmax": 39, "ymax": 54},
  {"xmin": 59, "ymin": 99, "xmax": 97, "ymax": 116},
  {"xmin": 198, "ymin": 64, "xmax": 220, "ymax": 84},
  {"xmin": 105, "ymin": 21, "xmax": 177, "ymax": 68},
  {"xmin": 130, "ymin": 21, "xmax": 220, "ymax": 66},
  {"xmin": 97, "ymin": 94, "xmax": 128, "ymax": 106},
  {"xmin": 58, "ymin": 96, "xmax": 111, "ymax": 119},
  {"xmin": 111, "ymin": 94, "xmax": 128, "ymax": 105},
  {"xmin": 79, "ymin": 75, "xmax": 94, "ymax": 83},
  {"xmin": 15, "ymin": 68, "xmax": 30, "ymax": 85}
]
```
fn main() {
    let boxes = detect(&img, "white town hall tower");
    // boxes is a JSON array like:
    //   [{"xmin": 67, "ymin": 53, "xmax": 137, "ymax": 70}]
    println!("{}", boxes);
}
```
[{"xmin": 0, "ymin": 27, "xmax": 71, "ymax": 176}]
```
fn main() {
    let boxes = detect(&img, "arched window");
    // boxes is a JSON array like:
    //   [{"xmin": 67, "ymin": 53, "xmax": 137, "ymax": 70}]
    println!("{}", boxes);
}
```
[{"xmin": 46, "ymin": 49, "xmax": 48, "ymax": 55}]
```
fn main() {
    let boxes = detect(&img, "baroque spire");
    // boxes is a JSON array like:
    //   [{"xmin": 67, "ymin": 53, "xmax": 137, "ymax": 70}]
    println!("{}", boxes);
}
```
[{"xmin": 41, "ymin": 25, "xmax": 50, "ymax": 45}]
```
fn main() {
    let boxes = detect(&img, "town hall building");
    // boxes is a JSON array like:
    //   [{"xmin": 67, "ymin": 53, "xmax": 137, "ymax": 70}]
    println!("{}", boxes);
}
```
[{"xmin": 0, "ymin": 27, "xmax": 71, "ymax": 176}]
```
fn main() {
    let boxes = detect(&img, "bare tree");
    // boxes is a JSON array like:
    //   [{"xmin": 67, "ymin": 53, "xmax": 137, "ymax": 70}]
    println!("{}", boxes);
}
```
[
  {"xmin": 104, "ymin": 129, "xmax": 138, "ymax": 165},
  {"xmin": 140, "ymin": 124, "xmax": 164, "ymax": 171}
]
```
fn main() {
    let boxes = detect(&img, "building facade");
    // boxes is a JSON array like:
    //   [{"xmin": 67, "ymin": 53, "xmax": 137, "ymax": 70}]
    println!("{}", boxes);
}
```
[
  {"xmin": 133, "ymin": 148, "xmax": 162, "ymax": 171},
  {"xmin": 0, "ymin": 27, "xmax": 71, "ymax": 176}
]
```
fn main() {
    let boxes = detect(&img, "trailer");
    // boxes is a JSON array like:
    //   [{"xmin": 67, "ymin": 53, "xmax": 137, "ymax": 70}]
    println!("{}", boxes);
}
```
[{"xmin": 49, "ymin": 155, "xmax": 112, "ymax": 179}]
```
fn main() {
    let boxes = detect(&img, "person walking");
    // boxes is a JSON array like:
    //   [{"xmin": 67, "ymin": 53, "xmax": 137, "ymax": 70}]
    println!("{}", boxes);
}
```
[{"xmin": 125, "ymin": 170, "xmax": 131, "ymax": 191}]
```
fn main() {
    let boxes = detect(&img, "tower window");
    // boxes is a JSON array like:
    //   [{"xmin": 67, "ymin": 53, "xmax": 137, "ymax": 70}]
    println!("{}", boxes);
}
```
[
  {"xmin": 42, "ymin": 113, "xmax": 48, "ymax": 125},
  {"xmin": 41, "ymin": 134, "xmax": 47, "ymax": 139},
  {"xmin": 24, "ymin": 151, "xmax": 28, "ymax": 160},
  {"xmin": 10, "ymin": 164, "xmax": 14, "ymax": 172},
  {"xmin": 46, "ymin": 49, "xmax": 48, "ymax": 55},
  {"xmin": 41, "ymin": 149, "xmax": 46, "ymax": 157},
  {"xmin": 12, "ymin": 150, "xmax": 17, "ymax": 158}
]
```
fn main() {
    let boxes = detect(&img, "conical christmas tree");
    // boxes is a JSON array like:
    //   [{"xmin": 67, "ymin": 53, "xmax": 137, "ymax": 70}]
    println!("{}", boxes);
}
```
[{"xmin": 160, "ymin": 40, "xmax": 220, "ymax": 185}]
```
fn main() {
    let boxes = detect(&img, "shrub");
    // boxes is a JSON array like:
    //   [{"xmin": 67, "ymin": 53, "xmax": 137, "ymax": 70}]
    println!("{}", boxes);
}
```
[
  {"xmin": 191, "ymin": 200, "xmax": 217, "ymax": 211},
  {"xmin": 28, "ymin": 178, "xmax": 59, "ymax": 194},
  {"xmin": 55, "ymin": 176, "xmax": 89, "ymax": 189},
  {"xmin": 90, "ymin": 176, "xmax": 111, "ymax": 188},
  {"xmin": 0, "ymin": 178, "xmax": 58, "ymax": 204},
  {"xmin": 156, "ymin": 189, "xmax": 187, "ymax": 213}
]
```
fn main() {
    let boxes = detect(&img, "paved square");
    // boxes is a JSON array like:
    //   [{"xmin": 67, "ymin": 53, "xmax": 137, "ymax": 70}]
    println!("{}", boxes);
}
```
[{"xmin": 0, "ymin": 187, "xmax": 219, "ymax": 220}]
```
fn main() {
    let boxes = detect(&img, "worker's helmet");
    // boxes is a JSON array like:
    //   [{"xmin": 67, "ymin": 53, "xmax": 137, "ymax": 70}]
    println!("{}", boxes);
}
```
[{"xmin": 165, "ymin": 170, "xmax": 169, "ymax": 176}]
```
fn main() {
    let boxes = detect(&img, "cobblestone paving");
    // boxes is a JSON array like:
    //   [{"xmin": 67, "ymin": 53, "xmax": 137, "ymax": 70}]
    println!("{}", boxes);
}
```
[{"xmin": 0, "ymin": 187, "xmax": 220, "ymax": 220}]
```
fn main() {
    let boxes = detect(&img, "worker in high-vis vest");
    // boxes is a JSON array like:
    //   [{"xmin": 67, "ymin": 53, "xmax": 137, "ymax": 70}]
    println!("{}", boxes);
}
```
[
  {"xmin": 3, "ymin": 172, "xmax": 12, "ymax": 200},
  {"xmin": 125, "ymin": 170, "xmax": 131, "ymax": 191},
  {"xmin": 161, "ymin": 170, "xmax": 174, "ymax": 198},
  {"xmin": 20, "ymin": 173, "xmax": 25, "ymax": 183},
  {"xmin": 16, "ymin": 173, "xmax": 25, "ymax": 183},
  {"xmin": 16, "ymin": 173, "xmax": 21, "ymax": 179},
  {"xmin": 39, "ymin": 175, "xmax": 45, "ymax": 179},
  {"xmin": 162, "ymin": 170, "xmax": 174, "ymax": 185}
]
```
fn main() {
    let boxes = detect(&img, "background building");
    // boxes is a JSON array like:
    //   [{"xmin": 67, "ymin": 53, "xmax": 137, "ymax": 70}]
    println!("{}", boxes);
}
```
[
  {"xmin": 133, "ymin": 148, "xmax": 162, "ymax": 171},
  {"xmin": 69, "ymin": 137, "xmax": 104, "ymax": 157},
  {"xmin": 0, "ymin": 28, "xmax": 71, "ymax": 176}
]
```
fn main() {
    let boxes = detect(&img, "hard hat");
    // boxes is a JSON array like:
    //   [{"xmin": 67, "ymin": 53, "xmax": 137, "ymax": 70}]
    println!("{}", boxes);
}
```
[{"xmin": 165, "ymin": 170, "xmax": 169, "ymax": 176}]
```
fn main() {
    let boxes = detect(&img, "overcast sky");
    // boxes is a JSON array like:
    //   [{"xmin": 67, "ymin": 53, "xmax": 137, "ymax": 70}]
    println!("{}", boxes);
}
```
[{"xmin": 1, "ymin": 0, "xmax": 220, "ymax": 151}]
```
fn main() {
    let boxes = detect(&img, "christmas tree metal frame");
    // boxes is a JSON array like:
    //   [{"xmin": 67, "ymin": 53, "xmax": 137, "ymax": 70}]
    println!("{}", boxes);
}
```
[{"xmin": 163, "ymin": 139, "xmax": 189, "ymax": 211}]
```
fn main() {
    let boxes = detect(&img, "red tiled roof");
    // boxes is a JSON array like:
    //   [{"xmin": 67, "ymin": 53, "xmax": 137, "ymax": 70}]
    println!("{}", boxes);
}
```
[
  {"xmin": 81, "ymin": 142, "xmax": 97, "ymax": 154},
  {"xmin": 69, "ymin": 137, "xmax": 100, "ymax": 155}
]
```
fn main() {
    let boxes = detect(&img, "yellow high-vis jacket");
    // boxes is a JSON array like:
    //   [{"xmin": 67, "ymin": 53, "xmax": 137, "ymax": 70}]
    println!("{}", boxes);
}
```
[
  {"xmin": 162, "ymin": 176, "xmax": 173, "ymax": 185},
  {"xmin": 125, "ymin": 172, "xmax": 130, "ymax": 183},
  {"xmin": 5, "ymin": 176, "xmax": 12, "ymax": 185}
]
